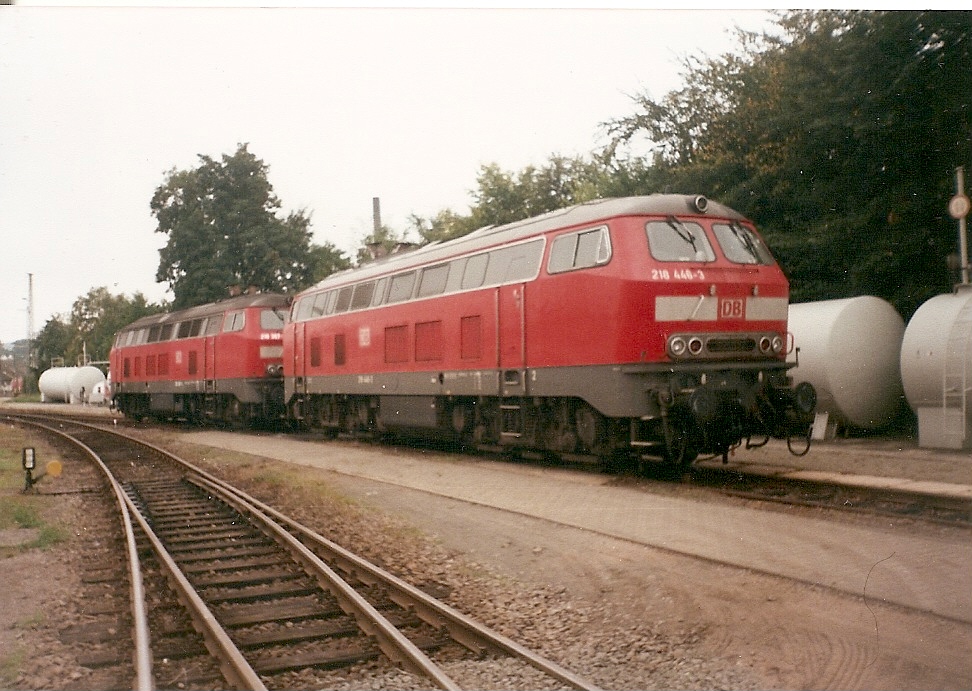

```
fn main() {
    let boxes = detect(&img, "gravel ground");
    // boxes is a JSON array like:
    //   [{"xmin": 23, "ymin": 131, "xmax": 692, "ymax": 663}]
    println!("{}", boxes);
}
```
[
  {"xmin": 1, "ymin": 422, "xmax": 764, "ymax": 690},
  {"xmin": 3, "ymin": 405, "xmax": 970, "ymax": 690}
]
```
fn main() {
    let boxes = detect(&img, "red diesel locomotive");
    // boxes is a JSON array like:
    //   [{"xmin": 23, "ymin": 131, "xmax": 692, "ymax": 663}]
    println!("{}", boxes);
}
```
[
  {"xmin": 284, "ymin": 194, "xmax": 816, "ymax": 467},
  {"xmin": 110, "ymin": 293, "xmax": 290, "ymax": 426}
]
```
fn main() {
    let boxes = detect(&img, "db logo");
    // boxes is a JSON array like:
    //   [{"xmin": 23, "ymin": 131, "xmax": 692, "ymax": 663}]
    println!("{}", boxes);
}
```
[{"xmin": 720, "ymin": 298, "xmax": 744, "ymax": 319}]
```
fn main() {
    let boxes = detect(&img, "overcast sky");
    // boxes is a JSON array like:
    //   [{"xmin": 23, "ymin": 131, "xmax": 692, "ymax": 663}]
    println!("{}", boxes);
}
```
[{"xmin": 0, "ymin": 2, "xmax": 780, "ymax": 345}]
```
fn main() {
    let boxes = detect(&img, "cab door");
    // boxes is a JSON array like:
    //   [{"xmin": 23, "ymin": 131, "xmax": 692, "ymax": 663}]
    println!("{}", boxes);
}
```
[{"xmin": 498, "ymin": 282, "xmax": 527, "ymax": 396}]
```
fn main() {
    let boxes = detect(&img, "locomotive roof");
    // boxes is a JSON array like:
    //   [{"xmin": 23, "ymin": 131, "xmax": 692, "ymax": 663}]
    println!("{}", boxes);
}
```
[
  {"xmin": 306, "ymin": 194, "xmax": 749, "ymax": 293},
  {"xmin": 118, "ymin": 293, "xmax": 291, "ymax": 331}
]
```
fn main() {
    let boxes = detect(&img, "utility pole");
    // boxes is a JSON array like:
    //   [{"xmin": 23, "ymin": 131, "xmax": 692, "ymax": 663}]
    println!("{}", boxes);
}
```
[
  {"xmin": 948, "ymin": 167, "xmax": 970, "ymax": 286},
  {"xmin": 372, "ymin": 196, "xmax": 382, "ymax": 235},
  {"xmin": 26, "ymin": 273, "xmax": 35, "ymax": 368}
]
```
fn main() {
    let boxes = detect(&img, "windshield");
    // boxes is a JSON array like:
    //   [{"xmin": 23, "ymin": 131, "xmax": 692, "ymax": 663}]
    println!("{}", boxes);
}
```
[
  {"xmin": 260, "ymin": 308, "xmax": 287, "ymax": 330},
  {"xmin": 712, "ymin": 222, "xmax": 775, "ymax": 265},
  {"xmin": 645, "ymin": 218, "xmax": 716, "ymax": 262}
]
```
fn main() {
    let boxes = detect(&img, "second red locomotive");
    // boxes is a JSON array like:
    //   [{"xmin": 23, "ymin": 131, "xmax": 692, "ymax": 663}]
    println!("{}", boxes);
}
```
[
  {"xmin": 110, "ymin": 292, "xmax": 290, "ymax": 426},
  {"xmin": 283, "ymin": 194, "xmax": 816, "ymax": 467}
]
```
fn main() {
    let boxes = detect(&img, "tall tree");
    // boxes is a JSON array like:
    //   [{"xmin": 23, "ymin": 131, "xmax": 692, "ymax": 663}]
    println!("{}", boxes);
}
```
[
  {"xmin": 31, "ymin": 289, "xmax": 164, "ymax": 372},
  {"xmin": 152, "ymin": 143, "xmax": 339, "ymax": 308},
  {"xmin": 409, "ymin": 155, "xmax": 614, "ymax": 245},
  {"xmin": 67, "ymin": 287, "xmax": 163, "ymax": 363},
  {"xmin": 605, "ymin": 10, "xmax": 972, "ymax": 319}
]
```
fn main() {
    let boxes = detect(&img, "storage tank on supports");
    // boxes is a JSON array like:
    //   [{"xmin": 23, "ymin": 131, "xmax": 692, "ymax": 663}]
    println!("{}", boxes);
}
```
[
  {"xmin": 38, "ymin": 366, "xmax": 106, "ymax": 404},
  {"xmin": 787, "ymin": 296, "xmax": 906, "ymax": 437},
  {"xmin": 900, "ymin": 285, "xmax": 972, "ymax": 450}
]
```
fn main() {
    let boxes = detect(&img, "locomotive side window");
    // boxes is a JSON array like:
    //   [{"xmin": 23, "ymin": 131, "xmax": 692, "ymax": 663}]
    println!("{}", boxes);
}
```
[
  {"xmin": 387, "ymin": 271, "xmax": 416, "ymax": 304},
  {"xmin": 461, "ymin": 254, "xmax": 489, "ymax": 289},
  {"xmin": 334, "ymin": 286, "xmax": 354, "ymax": 313},
  {"xmin": 712, "ymin": 223, "xmax": 775, "ymax": 265},
  {"xmin": 351, "ymin": 281, "xmax": 376, "ymax": 310},
  {"xmin": 160, "ymin": 323, "xmax": 175, "ymax": 341},
  {"xmin": 224, "ymin": 311, "xmax": 246, "ymax": 332},
  {"xmin": 177, "ymin": 321, "xmax": 193, "ymax": 339},
  {"xmin": 484, "ymin": 239, "xmax": 543, "ymax": 285},
  {"xmin": 646, "ymin": 219, "xmax": 716, "ymax": 262},
  {"xmin": 548, "ymin": 226, "xmax": 611, "ymax": 273},
  {"xmin": 445, "ymin": 258, "xmax": 467, "ymax": 293},
  {"xmin": 372, "ymin": 278, "xmax": 389, "ymax": 306},
  {"xmin": 189, "ymin": 318, "xmax": 206, "ymax": 337},
  {"xmin": 418, "ymin": 263, "xmax": 450, "ymax": 298},
  {"xmin": 148, "ymin": 325, "xmax": 162, "ymax": 343},
  {"xmin": 205, "ymin": 317, "xmax": 221, "ymax": 336}
]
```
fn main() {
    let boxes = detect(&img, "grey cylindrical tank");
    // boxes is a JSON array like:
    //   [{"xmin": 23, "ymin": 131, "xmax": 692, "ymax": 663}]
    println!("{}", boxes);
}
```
[
  {"xmin": 38, "ymin": 366, "xmax": 107, "ymax": 404},
  {"xmin": 787, "ymin": 296, "xmax": 905, "ymax": 431},
  {"xmin": 900, "ymin": 286, "xmax": 972, "ymax": 449}
]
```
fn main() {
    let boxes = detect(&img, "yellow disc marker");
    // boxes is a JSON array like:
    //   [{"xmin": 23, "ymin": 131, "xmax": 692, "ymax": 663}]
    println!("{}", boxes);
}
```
[{"xmin": 45, "ymin": 460, "xmax": 63, "ymax": 478}]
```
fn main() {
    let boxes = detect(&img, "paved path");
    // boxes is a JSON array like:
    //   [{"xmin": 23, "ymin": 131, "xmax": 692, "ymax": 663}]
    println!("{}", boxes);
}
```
[{"xmin": 180, "ymin": 430, "xmax": 972, "ymax": 623}]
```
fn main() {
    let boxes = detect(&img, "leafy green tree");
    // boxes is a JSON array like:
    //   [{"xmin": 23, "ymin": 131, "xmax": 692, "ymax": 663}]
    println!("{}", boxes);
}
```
[
  {"xmin": 307, "ymin": 242, "xmax": 352, "ymax": 282},
  {"xmin": 409, "ymin": 155, "xmax": 614, "ymax": 246},
  {"xmin": 152, "ymin": 143, "xmax": 341, "ymax": 308},
  {"xmin": 605, "ymin": 10, "xmax": 971, "ymax": 319},
  {"xmin": 67, "ymin": 287, "xmax": 163, "ymax": 363},
  {"xmin": 30, "ymin": 289, "xmax": 164, "ymax": 374},
  {"xmin": 31, "ymin": 317, "xmax": 72, "ymax": 373}
]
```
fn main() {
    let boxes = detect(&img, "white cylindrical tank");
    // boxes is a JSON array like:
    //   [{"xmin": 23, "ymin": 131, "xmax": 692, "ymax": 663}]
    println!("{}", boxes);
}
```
[
  {"xmin": 38, "ymin": 366, "xmax": 107, "ymax": 404},
  {"xmin": 787, "ymin": 296, "xmax": 905, "ymax": 431},
  {"xmin": 900, "ymin": 286, "xmax": 972, "ymax": 449}
]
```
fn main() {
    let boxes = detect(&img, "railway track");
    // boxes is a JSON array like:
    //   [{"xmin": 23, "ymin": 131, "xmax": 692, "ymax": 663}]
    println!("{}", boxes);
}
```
[
  {"xmin": 9, "ymin": 414, "xmax": 599, "ymax": 691},
  {"xmin": 684, "ymin": 464, "xmax": 971, "ymax": 527},
  {"xmin": 12, "ymin": 405, "xmax": 969, "ymax": 528},
  {"xmin": 11, "ymin": 404, "xmax": 970, "ymax": 530}
]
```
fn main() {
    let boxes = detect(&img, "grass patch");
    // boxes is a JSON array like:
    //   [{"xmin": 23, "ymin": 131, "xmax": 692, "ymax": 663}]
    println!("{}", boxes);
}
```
[
  {"xmin": 0, "ymin": 644, "xmax": 26, "ymax": 688},
  {"xmin": 0, "ymin": 425, "xmax": 68, "ymax": 551}
]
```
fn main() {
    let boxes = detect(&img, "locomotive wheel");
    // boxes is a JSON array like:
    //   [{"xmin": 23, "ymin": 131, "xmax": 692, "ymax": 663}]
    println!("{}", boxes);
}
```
[
  {"xmin": 225, "ymin": 398, "xmax": 249, "ymax": 430},
  {"xmin": 661, "ymin": 411, "xmax": 699, "ymax": 471},
  {"xmin": 574, "ymin": 402, "xmax": 606, "ymax": 453},
  {"xmin": 541, "ymin": 400, "xmax": 577, "ymax": 453}
]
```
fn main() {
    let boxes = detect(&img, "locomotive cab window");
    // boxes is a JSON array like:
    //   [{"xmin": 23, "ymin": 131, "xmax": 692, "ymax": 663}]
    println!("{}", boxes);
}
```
[
  {"xmin": 310, "ymin": 292, "xmax": 329, "ymax": 318},
  {"xmin": 294, "ymin": 295, "xmax": 315, "ymax": 322},
  {"xmin": 712, "ymin": 223, "xmax": 775, "ymax": 265},
  {"xmin": 205, "ymin": 316, "xmax": 221, "ymax": 336},
  {"xmin": 645, "ymin": 218, "xmax": 716, "ymax": 262},
  {"xmin": 548, "ymin": 226, "xmax": 612, "ymax": 273},
  {"xmin": 260, "ymin": 308, "xmax": 286, "ymax": 330},
  {"xmin": 224, "ymin": 311, "xmax": 246, "ymax": 333}
]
